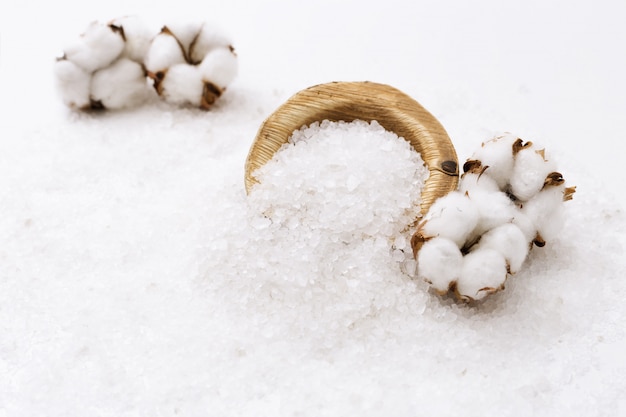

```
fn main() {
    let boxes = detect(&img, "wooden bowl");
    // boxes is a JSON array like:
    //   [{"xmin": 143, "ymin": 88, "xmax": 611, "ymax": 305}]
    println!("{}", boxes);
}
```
[{"xmin": 244, "ymin": 81, "xmax": 459, "ymax": 218}]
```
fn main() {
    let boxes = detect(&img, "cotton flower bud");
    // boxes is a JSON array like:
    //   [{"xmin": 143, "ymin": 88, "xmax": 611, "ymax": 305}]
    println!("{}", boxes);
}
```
[
  {"xmin": 456, "ymin": 248, "xmax": 508, "ymax": 301},
  {"xmin": 91, "ymin": 58, "xmax": 151, "ymax": 109},
  {"xmin": 190, "ymin": 25, "xmax": 235, "ymax": 64},
  {"xmin": 466, "ymin": 188, "xmax": 518, "ymax": 238},
  {"xmin": 62, "ymin": 21, "xmax": 125, "ymax": 73},
  {"xmin": 144, "ymin": 29, "xmax": 187, "ymax": 76},
  {"xmin": 469, "ymin": 133, "xmax": 518, "ymax": 189},
  {"xmin": 417, "ymin": 237, "xmax": 463, "ymax": 294},
  {"xmin": 162, "ymin": 22, "xmax": 204, "ymax": 56},
  {"xmin": 199, "ymin": 47, "xmax": 238, "ymax": 89},
  {"xmin": 417, "ymin": 191, "xmax": 479, "ymax": 248},
  {"xmin": 473, "ymin": 223, "xmax": 529, "ymax": 274},
  {"xmin": 53, "ymin": 59, "xmax": 91, "ymax": 109},
  {"xmin": 510, "ymin": 144, "xmax": 557, "ymax": 201},
  {"xmin": 145, "ymin": 22, "xmax": 238, "ymax": 109},
  {"xmin": 159, "ymin": 64, "xmax": 204, "ymax": 107},
  {"xmin": 459, "ymin": 170, "xmax": 500, "ymax": 195},
  {"xmin": 110, "ymin": 16, "xmax": 155, "ymax": 63},
  {"xmin": 521, "ymin": 182, "xmax": 567, "ymax": 243}
]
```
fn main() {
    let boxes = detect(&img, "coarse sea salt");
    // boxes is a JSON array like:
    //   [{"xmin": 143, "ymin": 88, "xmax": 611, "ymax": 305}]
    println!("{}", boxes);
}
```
[
  {"xmin": 249, "ymin": 119, "xmax": 428, "ymax": 241},
  {"xmin": 243, "ymin": 119, "xmax": 429, "ymax": 305}
]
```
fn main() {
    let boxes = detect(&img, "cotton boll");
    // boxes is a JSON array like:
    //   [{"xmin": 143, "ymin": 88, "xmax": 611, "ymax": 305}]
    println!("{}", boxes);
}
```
[
  {"xmin": 456, "ymin": 248, "xmax": 508, "ymax": 301},
  {"xmin": 510, "ymin": 145, "xmax": 557, "ymax": 201},
  {"xmin": 458, "ymin": 172, "xmax": 500, "ymax": 195},
  {"xmin": 144, "ymin": 31, "xmax": 186, "ymax": 74},
  {"xmin": 416, "ymin": 237, "xmax": 462, "ymax": 294},
  {"xmin": 53, "ymin": 59, "xmax": 91, "ymax": 109},
  {"xmin": 418, "ymin": 191, "xmax": 479, "ymax": 248},
  {"xmin": 511, "ymin": 210, "xmax": 537, "ymax": 245},
  {"xmin": 91, "ymin": 58, "xmax": 150, "ymax": 109},
  {"xmin": 521, "ymin": 184, "xmax": 566, "ymax": 242},
  {"xmin": 190, "ymin": 24, "xmax": 233, "ymax": 63},
  {"xmin": 111, "ymin": 16, "xmax": 155, "ymax": 63},
  {"xmin": 473, "ymin": 223, "xmax": 529, "ymax": 274},
  {"xmin": 162, "ymin": 22, "xmax": 204, "ymax": 55},
  {"xmin": 466, "ymin": 188, "xmax": 518, "ymax": 238},
  {"xmin": 469, "ymin": 133, "xmax": 518, "ymax": 189},
  {"xmin": 199, "ymin": 47, "xmax": 238, "ymax": 88},
  {"xmin": 159, "ymin": 64, "xmax": 203, "ymax": 106},
  {"xmin": 63, "ymin": 21, "xmax": 125, "ymax": 73}
]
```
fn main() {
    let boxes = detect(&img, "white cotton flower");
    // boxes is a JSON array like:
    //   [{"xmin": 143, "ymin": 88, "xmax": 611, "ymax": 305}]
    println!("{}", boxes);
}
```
[
  {"xmin": 466, "ymin": 188, "xmax": 518, "ymax": 238},
  {"xmin": 144, "ymin": 31, "xmax": 186, "ymax": 74},
  {"xmin": 469, "ymin": 133, "xmax": 518, "ymax": 189},
  {"xmin": 456, "ymin": 248, "xmax": 508, "ymax": 301},
  {"xmin": 54, "ymin": 59, "xmax": 91, "ymax": 109},
  {"xmin": 159, "ymin": 64, "xmax": 203, "ymax": 106},
  {"xmin": 419, "ymin": 191, "xmax": 479, "ymax": 248},
  {"xmin": 510, "ymin": 145, "xmax": 557, "ymax": 201},
  {"xmin": 521, "ymin": 184, "xmax": 566, "ymax": 242},
  {"xmin": 162, "ymin": 21, "xmax": 204, "ymax": 57},
  {"xmin": 91, "ymin": 58, "xmax": 151, "ymax": 109},
  {"xmin": 111, "ymin": 16, "xmax": 155, "ymax": 63},
  {"xmin": 190, "ymin": 24, "xmax": 233, "ymax": 63},
  {"xmin": 417, "ymin": 237, "xmax": 462, "ymax": 294},
  {"xmin": 473, "ymin": 223, "xmax": 529, "ymax": 274},
  {"xmin": 458, "ymin": 172, "xmax": 500, "ymax": 195},
  {"xmin": 63, "ymin": 21, "xmax": 125, "ymax": 73},
  {"xmin": 199, "ymin": 47, "xmax": 238, "ymax": 88},
  {"xmin": 511, "ymin": 210, "xmax": 538, "ymax": 245}
]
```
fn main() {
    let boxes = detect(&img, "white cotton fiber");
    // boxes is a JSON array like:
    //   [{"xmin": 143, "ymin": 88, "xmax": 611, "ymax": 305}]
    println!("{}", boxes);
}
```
[
  {"xmin": 465, "ymin": 188, "xmax": 517, "ymax": 238},
  {"xmin": 456, "ymin": 248, "xmax": 508, "ymax": 301},
  {"xmin": 190, "ymin": 24, "xmax": 233, "ymax": 63},
  {"xmin": 199, "ymin": 47, "xmax": 238, "ymax": 88},
  {"xmin": 91, "ymin": 58, "xmax": 150, "ymax": 109},
  {"xmin": 470, "ymin": 133, "xmax": 518, "ymax": 189},
  {"xmin": 111, "ymin": 16, "xmax": 155, "ymax": 63},
  {"xmin": 458, "ymin": 172, "xmax": 500, "ymax": 195},
  {"xmin": 417, "ymin": 237, "xmax": 462, "ymax": 293},
  {"xmin": 53, "ymin": 59, "xmax": 91, "ymax": 109},
  {"xmin": 522, "ymin": 185, "xmax": 566, "ymax": 242},
  {"xmin": 419, "ymin": 191, "xmax": 479, "ymax": 248},
  {"xmin": 144, "ymin": 32, "xmax": 186, "ymax": 73},
  {"xmin": 162, "ymin": 22, "xmax": 204, "ymax": 54},
  {"xmin": 510, "ymin": 145, "xmax": 557, "ymax": 201},
  {"xmin": 511, "ymin": 210, "xmax": 538, "ymax": 244},
  {"xmin": 160, "ymin": 64, "xmax": 203, "ymax": 106},
  {"xmin": 473, "ymin": 223, "xmax": 529, "ymax": 274},
  {"xmin": 63, "ymin": 21, "xmax": 125, "ymax": 73}
]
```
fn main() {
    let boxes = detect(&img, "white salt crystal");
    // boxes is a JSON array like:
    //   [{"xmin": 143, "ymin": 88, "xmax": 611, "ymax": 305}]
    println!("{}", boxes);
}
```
[
  {"xmin": 249, "ymin": 119, "xmax": 427, "ymax": 246},
  {"xmin": 417, "ymin": 237, "xmax": 462, "ymax": 293},
  {"xmin": 53, "ymin": 59, "xmax": 91, "ymax": 109},
  {"xmin": 91, "ymin": 58, "xmax": 150, "ymax": 109},
  {"xmin": 63, "ymin": 21, "xmax": 125, "ymax": 73},
  {"xmin": 456, "ymin": 248, "xmax": 507, "ymax": 301}
]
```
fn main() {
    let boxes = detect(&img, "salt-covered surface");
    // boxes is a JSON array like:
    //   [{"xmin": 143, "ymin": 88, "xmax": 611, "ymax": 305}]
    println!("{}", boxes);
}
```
[{"xmin": 1, "ymin": 0, "xmax": 625, "ymax": 416}]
